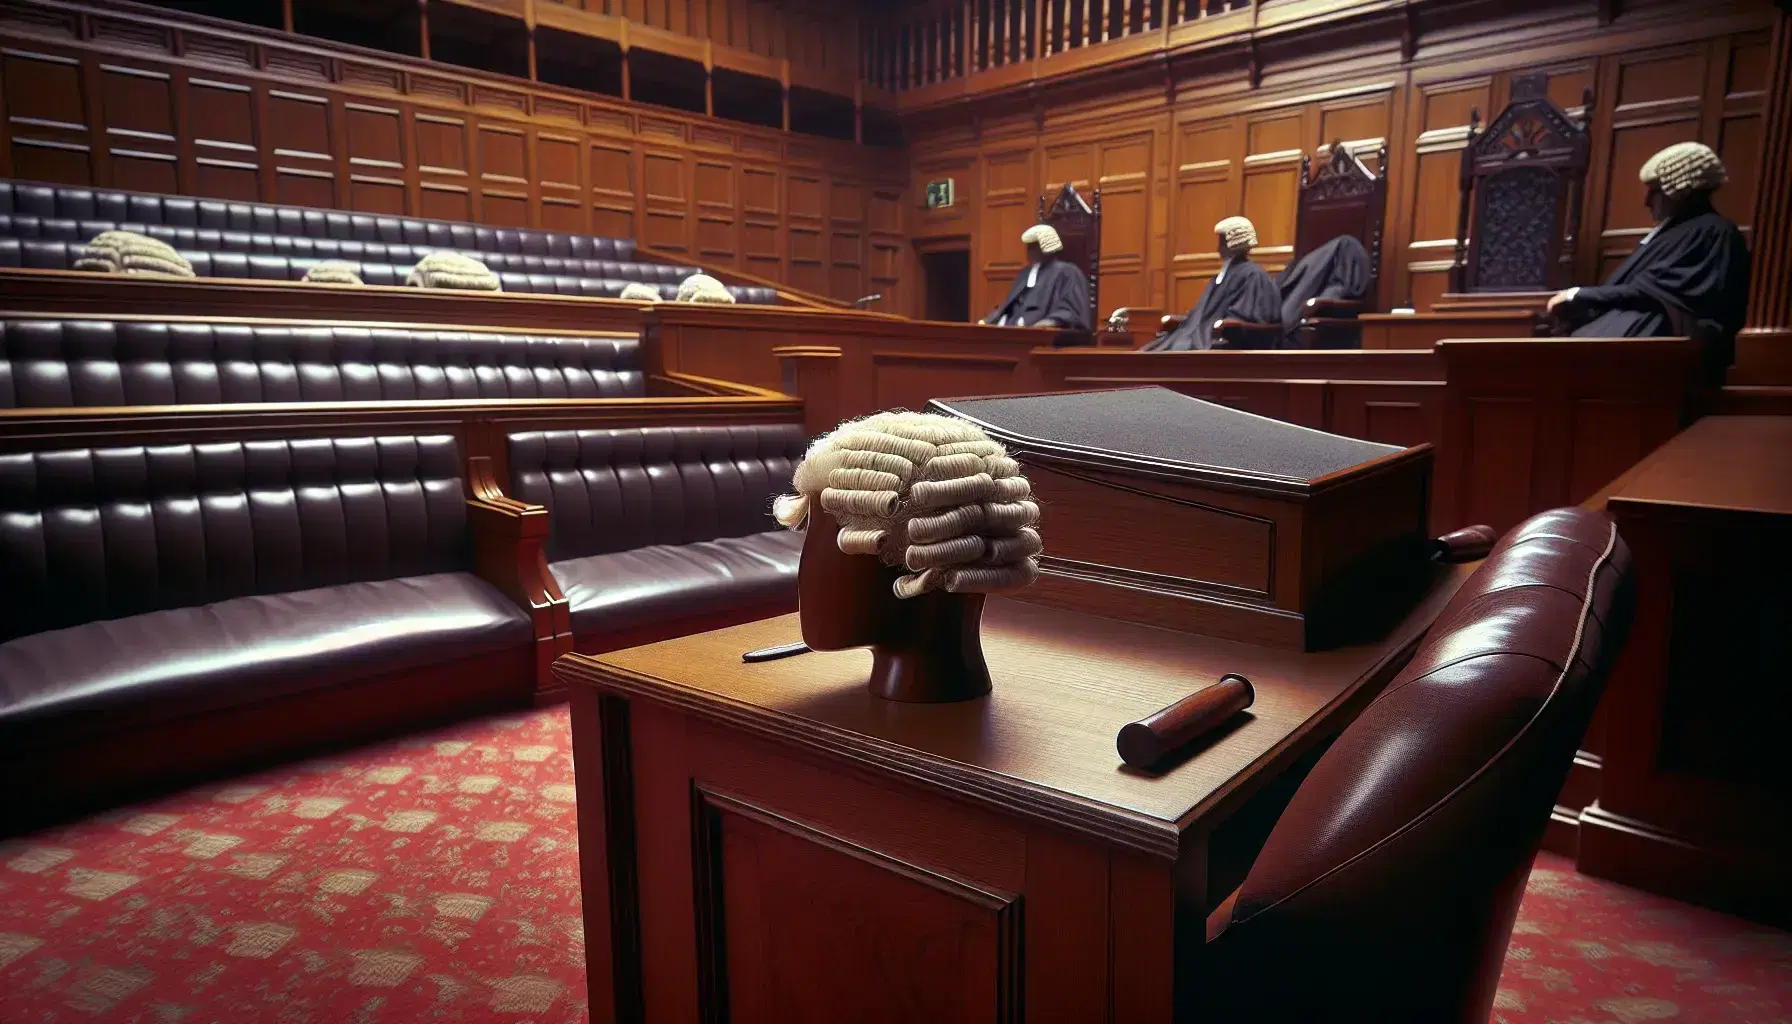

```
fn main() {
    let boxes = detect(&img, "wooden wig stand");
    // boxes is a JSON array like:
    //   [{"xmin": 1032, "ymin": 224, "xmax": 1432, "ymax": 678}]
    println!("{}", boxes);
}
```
[{"xmin": 797, "ymin": 511, "xmax": 991, "ymax": 703}]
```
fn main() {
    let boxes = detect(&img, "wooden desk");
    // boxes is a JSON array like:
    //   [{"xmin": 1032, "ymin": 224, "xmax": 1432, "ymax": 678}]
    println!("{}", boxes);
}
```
[
  {"xmin": 1359, "ymin": 310, "xmax": 1543, "ymax": 349},
  {"xmin": 559, "ymin": 567, "xmax": 1472, "ymax": 1023},
  {"xmin": 1575, "ymin": 415, "xmax": 1792, "ymax": 927}
]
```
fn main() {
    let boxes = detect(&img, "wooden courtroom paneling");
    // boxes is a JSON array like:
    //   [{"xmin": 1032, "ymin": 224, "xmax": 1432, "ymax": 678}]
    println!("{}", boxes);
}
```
[
  {"xmin": 1023, "ymin": 338, "xmax": 1698, "ymax": 537},
  {"xmin": 0, "ymin": 0, "xmax": 899, "ymax": 304},
  {"xmin": 895, "ymin": 3, "xmax": 1774, "ymax": 322}
]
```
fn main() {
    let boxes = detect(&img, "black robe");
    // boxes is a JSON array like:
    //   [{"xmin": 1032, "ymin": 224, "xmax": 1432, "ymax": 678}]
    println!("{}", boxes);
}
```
[
  {"xmin": 1569, "ymin": 208, "xmax": 1750, "ymax": 341},
  {"xmin": 1143, "ymin": 258, "xmax": 1280, "ymax": 351},
  {"xmin": 1273, "ymin": 235, "xmax": 1371, "ymax": 348},
  {"xmin": 985, "ymin": 258, "xmax": 1092, "ymax": 330}
]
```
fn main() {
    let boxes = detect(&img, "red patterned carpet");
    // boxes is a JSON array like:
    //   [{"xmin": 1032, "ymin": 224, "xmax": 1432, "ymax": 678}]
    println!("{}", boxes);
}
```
[{"xmin": 2, "ymin": 706, "xmax": 1788, "ymax": 1023}]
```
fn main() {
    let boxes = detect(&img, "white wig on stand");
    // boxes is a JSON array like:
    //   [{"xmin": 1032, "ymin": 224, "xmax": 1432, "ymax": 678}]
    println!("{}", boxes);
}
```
[
  {"xmin": 618, "ymin": 282, "xmax": 662, "ymax": 302},
  {"xmin": 676, "ymin": 273, "xmax": 736, "ymax": 303},
  {"xmin": 73, "ymin": 230, "xmax": 195, "ymax": 278},
  {"xmin": 774, "ymin": 411, "xmax": 1043, "ymax": 599}
]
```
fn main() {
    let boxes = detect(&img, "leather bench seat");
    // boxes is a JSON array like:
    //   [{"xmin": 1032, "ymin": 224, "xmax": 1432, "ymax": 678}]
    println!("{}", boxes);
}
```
[
  {"xmin": 0, "ymin": 433, "xmax": 537, "ymax": 824},
  {"xmin": 0, "ymin": 237, "xmax": 779, "ymax": 302},
  {"xmin": 0, "ymin": 574, "xmax": 530, "ymax": 749},
  {"xmin": 552, "ymin": 532, "xmax": 802, "ymax": 636},
  {"xmin": 1, "ymin": 180, "xmax": 639, "ymax": 259},
  {"xmin": 507, "ymin": 424, "xmax": 807, "ymax": 654},
  {"xmin": 0, "ymin": 317, "xmax": 646, "ymax": 406},
  {"xmin": 0, "ymin": 214, "xmax": 698, "ymax": 282}
]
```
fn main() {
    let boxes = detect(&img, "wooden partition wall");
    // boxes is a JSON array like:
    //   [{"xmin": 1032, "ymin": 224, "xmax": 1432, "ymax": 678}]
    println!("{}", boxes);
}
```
[
  {"xmin": 1027, "ymin": 339, "xmax": 1703, "ymax": 537},
  {"xmin": 0, "ymin": 0, "xmax": 907, "ymax": 307},
  {"xmin": 901, "ymin": 0, "xmax": 1779, "ymax": 325}
]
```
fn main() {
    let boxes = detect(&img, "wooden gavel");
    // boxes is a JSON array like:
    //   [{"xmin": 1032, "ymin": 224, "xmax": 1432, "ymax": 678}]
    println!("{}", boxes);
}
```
[{"xmin": 1117, "ymin": 674, "xmax": 1255, "ymax": 769}]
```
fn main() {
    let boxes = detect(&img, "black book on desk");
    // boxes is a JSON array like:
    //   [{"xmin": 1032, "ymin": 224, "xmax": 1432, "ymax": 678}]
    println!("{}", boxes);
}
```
[{"xmin": 930, "ymin": 386, "xmax": 1435, "ymax": 650}]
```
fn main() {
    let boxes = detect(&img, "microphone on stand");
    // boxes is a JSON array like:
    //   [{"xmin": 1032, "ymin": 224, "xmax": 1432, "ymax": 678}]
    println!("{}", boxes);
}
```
[{"xmin": 852, "ymin": 293, "xmax": 884, "ymax": 309}]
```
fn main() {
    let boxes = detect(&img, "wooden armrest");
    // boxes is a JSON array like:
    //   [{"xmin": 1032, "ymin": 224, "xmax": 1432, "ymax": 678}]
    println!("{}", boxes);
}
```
[
  {"xmin": 1302, "ymin": 296, "xmax": 1366, "ymax": 318},
  {"xmin": 467, "ymin": 456, "xmax": 571, "ymax": 688},
  {"xmin": 1105, "ymin": 306, "xmax": 1163, "ymax": 332},
  {"xmin": 1214, "ymin": 318, "xmax": 1284, "ymax": 348}
]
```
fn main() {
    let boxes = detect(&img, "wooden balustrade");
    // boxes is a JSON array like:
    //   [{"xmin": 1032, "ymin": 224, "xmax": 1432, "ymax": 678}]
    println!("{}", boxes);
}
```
[{"xmin": 864, "ymin": 0, "xmax": 1270, "ymax": 95}]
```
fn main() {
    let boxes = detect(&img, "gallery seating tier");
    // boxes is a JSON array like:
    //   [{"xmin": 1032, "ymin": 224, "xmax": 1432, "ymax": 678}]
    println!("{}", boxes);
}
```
[
  {"xmin": 0, "ymin": 181, "xmax": 636, "ymax": 257},
  {"xmin": 0, "ymin": 317, "xmax": 645, "ymax": 407},
  {"xmin": 0, "ymin": 180, "xmax": 781, "ymax": 304},
  {"xmin": 0, "ymin": 235, "xmax": 778, "ymax": 304},
  {"xmin": 506, "ymin": 424, "xmax": 806, "ymax": 653},
  {"xmin": 0, "ymin": 433, "xmax": 538, "ymax": 823}
]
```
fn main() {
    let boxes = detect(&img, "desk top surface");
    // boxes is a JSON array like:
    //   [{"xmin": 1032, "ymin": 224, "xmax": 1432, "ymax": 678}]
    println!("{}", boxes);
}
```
[
  {"xmin": 1604, "ymin": 415, "xmax": 1792, "ymax": 517},
  {"xmin": 558, "ymin": 563, "xmax": 1472, "ymax": 856}
]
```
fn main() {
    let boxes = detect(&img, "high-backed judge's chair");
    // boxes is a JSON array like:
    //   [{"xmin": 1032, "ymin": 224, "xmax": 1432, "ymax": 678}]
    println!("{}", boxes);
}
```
[
  {"xmin": 1037, "ymin": 183, "xmax": 1106, "ymax": 342},
  {"xmin": 1450, "ymin": 73, "xmax": 1593, "ymax": 296},
  {"xmin": 1196, "ymin": 507, "xmax": 1636, "ymax": 1023},
  {"xmin": 1289, "ymin": 139, "xmax": 1390, "ymax": 347},
  {"xmin": 1161, "ymin": 140, "xmax": 1389, "ymax": 349}
]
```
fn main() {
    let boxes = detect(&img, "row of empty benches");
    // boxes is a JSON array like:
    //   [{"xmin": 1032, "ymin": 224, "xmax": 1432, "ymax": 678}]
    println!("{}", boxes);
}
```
[
  {"xmin": 0, "ymin": 181, "xmax": 811, "ymax": 827},
  {"xmin": 0, "ymin": 180, "xmax": 781, "ymax": 303}
]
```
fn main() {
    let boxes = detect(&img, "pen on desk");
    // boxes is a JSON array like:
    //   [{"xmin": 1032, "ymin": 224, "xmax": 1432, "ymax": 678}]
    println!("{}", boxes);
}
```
[{"xmin": 742, "ymin": 641, "xmax": 811, "ymax": 663}]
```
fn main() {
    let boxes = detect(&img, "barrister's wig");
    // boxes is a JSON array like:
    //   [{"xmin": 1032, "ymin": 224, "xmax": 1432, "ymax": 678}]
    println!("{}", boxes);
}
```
[
  {"xmin": 1215, "ymin": 216, "xmax": 1258, "ymax": 252},
  {"xmin": 773, "ymin": 411, "xmax": 1043, "ymax": 599},
  {"xmin": 302, "ymin": 259, "xmax": 364, "ymax": 286},
  {"xmin": 676, "ymin": 273, "xmax": 735, "ymax": 303},
  {"xmin": 1640, "ymin": 142, "xmax": 1726, "ymax": 197},
  {"xmin": 1021, "ymin": 223, "xmax": 1064, "ymax": 254},
  {"xmin": 618, "ymin": 282, "xmax": 662, "ymax": 302},
  {"xmin": 73, "ymin": 230, "xmax": 194, "ymax": 278},
  {"xmin": 406, "ymin": 250, "xmax": 501, "ymax": 291}
]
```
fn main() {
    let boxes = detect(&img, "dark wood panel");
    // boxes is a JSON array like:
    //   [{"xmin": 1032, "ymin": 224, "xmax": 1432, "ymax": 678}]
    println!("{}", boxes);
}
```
[
  {"xmin": 0, "ymin": 0, "xmax": 900, "ymax": 307},
  {"xmin": 894, "ymin": 10, "xmax": 1774, "ymax": 328}
]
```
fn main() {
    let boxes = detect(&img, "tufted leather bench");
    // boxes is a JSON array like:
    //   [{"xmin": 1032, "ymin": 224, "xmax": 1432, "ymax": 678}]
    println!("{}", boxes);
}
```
[
  {"xmin": 0, "ymin": 233, "xmax": 779, "ymax": 303},
  {"xmin": 0, "ymin": 181, "xmax": 782, "ymax": 303},
  {"xmin": 0, "ymin": 180, "xmax": 641, "ymax": 259},
  {"xmin": 0, "ymin": 318, "xmax": 644, "ymax": 406},
  {"xmin": 0, "ymin": 434, "xmax": 536, "ymax": 825},
  {"xmin": 507, "ymin": 424, "xmax": 806, "ymax": 657}
]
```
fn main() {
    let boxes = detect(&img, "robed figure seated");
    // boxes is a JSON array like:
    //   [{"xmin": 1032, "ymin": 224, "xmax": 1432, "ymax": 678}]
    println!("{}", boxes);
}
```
[
  {"xmin": 983, "ymin": 223, "xmax": 1093, "ymax": 331},
  {"xmin": 1143, "ymin": 217, "xmax": 1281, "ymax": 351},
  {"xmin": 1546, "ymin": 142, "xmax": 1751, "ymax": 383},
  {"xmin": 1272, "ymin": 234, "xmax": 1373, "ymax": 346}
]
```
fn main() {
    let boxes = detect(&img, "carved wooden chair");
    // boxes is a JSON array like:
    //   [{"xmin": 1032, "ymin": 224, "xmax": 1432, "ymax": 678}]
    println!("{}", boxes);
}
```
[
  {"xmin": 1162, "ymin": 139, "xmax": 1389, "ymax": 349},
  {"xmin": 1451, "ymin": 72, "xmax": 1593, "ymax": 295},
  {"xmin": 1038, "ymin": 183, "xmax": 1101, "ymax": 343}
]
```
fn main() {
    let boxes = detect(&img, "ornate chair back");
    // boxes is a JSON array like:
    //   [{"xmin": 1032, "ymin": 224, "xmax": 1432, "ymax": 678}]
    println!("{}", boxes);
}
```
[{"xmin": 1452, "ymin": 73, "xmax": 1594, "ymax": 294}]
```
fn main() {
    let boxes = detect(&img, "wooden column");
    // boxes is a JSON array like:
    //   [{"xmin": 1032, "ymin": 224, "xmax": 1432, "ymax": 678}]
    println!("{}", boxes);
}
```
[{"xmin": 1736, "ymin": 6, "xmax": 1792, "ymax": 385}]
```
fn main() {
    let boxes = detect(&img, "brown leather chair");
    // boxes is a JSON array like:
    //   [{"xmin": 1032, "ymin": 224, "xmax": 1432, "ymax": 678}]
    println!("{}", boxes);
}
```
[{"xmin": 1196, "ymin": 506, "xmax": 1635, "ymax": 1023}]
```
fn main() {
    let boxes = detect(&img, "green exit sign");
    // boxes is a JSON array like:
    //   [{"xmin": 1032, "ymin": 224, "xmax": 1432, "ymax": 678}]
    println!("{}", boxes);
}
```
[{"xmin": 925, "ymin": 179, "xmax": 956, "ymax": 209}]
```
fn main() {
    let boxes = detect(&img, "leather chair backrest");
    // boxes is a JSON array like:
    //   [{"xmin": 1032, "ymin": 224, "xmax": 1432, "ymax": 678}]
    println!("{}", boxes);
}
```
[
  {"xmin": 1206, "ymin": 507, "xmax": 1635, "ymax": 1023},
  {"xmin": 0, "ymin": 319, "xmax": 644, "ymax": 407},
  {"xmin": 506, "ymin": 425, "xmax": 806, "ymax": 562},
  {"xmin": 0, "ymin": 435, "xmax": 472, "ymax": 642}
]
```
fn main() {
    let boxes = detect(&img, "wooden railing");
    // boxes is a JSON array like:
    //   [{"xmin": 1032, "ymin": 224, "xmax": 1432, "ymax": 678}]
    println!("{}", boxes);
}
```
[{"xmin": 863, "ymin": 0, "xmax": 1339, "ymax": 101}]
